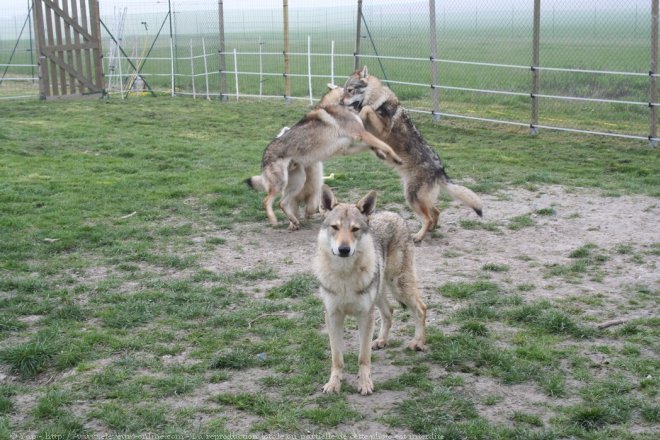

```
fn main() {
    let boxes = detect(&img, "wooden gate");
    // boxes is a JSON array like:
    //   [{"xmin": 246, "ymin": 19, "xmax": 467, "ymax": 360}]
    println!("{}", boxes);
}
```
[{"xmin": 33, "ymin": 0, "xmax": 104, "ymax": 99}]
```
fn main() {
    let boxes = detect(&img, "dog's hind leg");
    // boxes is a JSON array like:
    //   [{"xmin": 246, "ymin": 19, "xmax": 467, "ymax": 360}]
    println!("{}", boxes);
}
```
[
  {"xmin": 372, "ymin": 295, "xmax": 393, "ymax": 350},
  {"xmin": 409, "ymin": 200, "xmax": 435, "ymax": 243},
  {"xmin": 263, "ymin": 188, "xmax": 279, "ymax": 226},
  {"xmin": 408, "ymin": 184, "xmax": 440, "ymax": 243},
  {"xmin": 303, "ymin": 162, "xmax": 323, "ymax": 219},
  {"xmin": 279, "ymin": 163, "xmax": 306, "ymax": 230},
  {"xmin": 389, "ymin": 274, "xmax": 427, "ymax": 351}
]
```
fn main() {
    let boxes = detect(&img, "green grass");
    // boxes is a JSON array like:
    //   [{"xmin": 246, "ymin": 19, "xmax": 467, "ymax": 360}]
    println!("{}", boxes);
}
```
[{"xmin": 0, "ymin": 97, "xmax": 658, "ymax": 438}]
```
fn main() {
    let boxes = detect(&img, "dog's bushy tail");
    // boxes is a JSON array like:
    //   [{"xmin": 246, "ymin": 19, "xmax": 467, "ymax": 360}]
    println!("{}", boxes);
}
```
[
  {"xmin": 445, "ymin": 182, "xmax": 483, "ymax": 217},
  {"xmin": 245, "ymin": 175, "xmax": 266, "ymax": 192}
]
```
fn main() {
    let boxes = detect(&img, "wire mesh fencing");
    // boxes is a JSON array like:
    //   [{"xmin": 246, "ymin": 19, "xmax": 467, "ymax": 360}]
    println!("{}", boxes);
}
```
[{"xmin": 0, "ymin": 0, "xmax": 657, "ymax": 143}]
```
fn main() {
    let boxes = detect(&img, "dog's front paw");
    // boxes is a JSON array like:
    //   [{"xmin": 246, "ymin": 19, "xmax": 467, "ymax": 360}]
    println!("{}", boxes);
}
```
[
  {"xmin": 371, "ymin": 338, "xmax": 387, "ymax": 350},
  {"xmin": 322, "ymin": 376, "xmax": 341, "ymax": 394},
  {"xmin": 287, "ymin": 221, "xmax": 300, "ymax": 231},
  {"xmin": 357, "ymin": 375, "xmax": 374, "ymax": 396},
  {"xmin": 407, "ymin": 339, "xmax": 426, "ymax": 352},
  {"xmin": 390, "ymin": 152, "xmax": 403, "ymax": 165},
  {"xmin": 358, "ymin": 105, "xmax": 374, "ymax": 119}
]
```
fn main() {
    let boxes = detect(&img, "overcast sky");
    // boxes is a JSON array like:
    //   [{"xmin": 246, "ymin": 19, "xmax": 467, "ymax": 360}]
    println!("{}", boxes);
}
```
[{"xmin": 1, "ymin": 0, "xmax": 651, "ymax": 18}]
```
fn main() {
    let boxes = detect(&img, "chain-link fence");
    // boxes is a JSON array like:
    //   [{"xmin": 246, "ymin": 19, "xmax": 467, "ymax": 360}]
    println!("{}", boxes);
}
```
[{"xmin": 1, "ymin": 0, "xmax": 658, "ymax": 143}]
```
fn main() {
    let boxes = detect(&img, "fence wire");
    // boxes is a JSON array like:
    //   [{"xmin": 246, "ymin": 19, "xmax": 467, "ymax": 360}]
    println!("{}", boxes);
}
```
[{"xmin": 0, "ymin": 0, "xmax": 657, "ymax": 142}]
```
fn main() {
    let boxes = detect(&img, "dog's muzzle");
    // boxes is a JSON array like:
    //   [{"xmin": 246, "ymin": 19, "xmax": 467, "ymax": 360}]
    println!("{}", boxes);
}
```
[{"xmin": 337, "ymin": 245, "xmax": 352, "ymax": 257}]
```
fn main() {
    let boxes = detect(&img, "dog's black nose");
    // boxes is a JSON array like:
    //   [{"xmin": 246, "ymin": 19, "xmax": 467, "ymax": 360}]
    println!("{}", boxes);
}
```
[{"xmin": 337, "ymin": 245, "xmax": 351, "ymax": 257}]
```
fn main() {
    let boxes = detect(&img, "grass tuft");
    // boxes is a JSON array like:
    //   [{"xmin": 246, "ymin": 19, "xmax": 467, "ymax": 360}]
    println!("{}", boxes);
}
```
[
  {"xmin": 438, "ymin": 281, "xmax": 500, "ymax": 299},
  {"xmin": 0, "ymin": 337, "xmax": 58, "ymax": 378},
  {"xmin": 266, "ymin": 273, "xmax": 318, "ymax": 299}
]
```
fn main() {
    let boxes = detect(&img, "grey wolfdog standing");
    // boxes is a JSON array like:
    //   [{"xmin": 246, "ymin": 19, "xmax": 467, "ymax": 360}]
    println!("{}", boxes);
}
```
[
  {"xmin": 314, "ymin": 186, "xmax": 426, "ymax": 395},
  {"xmin": 342, "ymin": 66, "xmax": 483, "ymax": 242}
]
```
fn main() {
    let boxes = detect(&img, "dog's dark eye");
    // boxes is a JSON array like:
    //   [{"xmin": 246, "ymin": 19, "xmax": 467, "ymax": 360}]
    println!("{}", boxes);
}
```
[
  {"xmin": 351, "ymin": 227, "xmax": 360, "ymax": 233},
  {"xmin": 331, "ymin": 225, "xmax": 339, "ymax": 231}
]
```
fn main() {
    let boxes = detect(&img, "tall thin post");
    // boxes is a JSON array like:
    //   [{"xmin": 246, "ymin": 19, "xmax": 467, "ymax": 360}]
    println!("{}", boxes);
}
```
[
  {"xmin": 118, "ymin": 39, "xmax": 124, "ymax": 98},
  {"xmin": 233, "ymin": 48, "xmax": 239, "ymax": 100},
  {"xmin": 218, "ymin": 0, "xmax": 227, "ymax": 100},
  {"xmin": 429, "ymin": 0, "xmax": 440, "ymax": 122},
  {"xmin": 32, "ymin": 0, "xmax": 48, "ymax": 99},
  {"xmin": 650, "ymin": 0, "xmax": 658, "ymax": 146},
  {"xmin": 330, "ymin": 40, "xmax": 335, "ymax": 85},
  {"xmin": 202, "ymin": 37, "xmax": 210, "ymax": 100},
  {"xmin": 190, "ymin": 39, "xmax": 196, "ymax": 99},
  {"xmin": 283, "ymin": 0, "xmax": 290, "ymax": 103},
  {"xmin": 307, "ymin": 35, "xmax": 313, "ymax": 105},
  {"xmin": 530, "ymin": 0, "xmax": 541, "ymax": 135},
  {"xmin": 259, "ymin": 36, "xmax": 263, "ymax": 97},
  {"xmin": 168, "ymin": 0, "xmax": 175, "ymax": 96},
  {"xmin": 354, "ymin": 0, "xmax": 363, "ymax": 70},
  {"xmin": 28, "ymin": 0, "xmax": 35, "ymax": 83}
]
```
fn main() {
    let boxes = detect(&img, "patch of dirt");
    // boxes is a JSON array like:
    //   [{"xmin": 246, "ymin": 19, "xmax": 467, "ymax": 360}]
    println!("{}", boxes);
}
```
[
  {"xmin": 197, "ymin": 185, "xmax": 658, "ymax": 434},
  {"xmin": 206, "ymin": 185, "xmax": 658, "ymax": 321}
]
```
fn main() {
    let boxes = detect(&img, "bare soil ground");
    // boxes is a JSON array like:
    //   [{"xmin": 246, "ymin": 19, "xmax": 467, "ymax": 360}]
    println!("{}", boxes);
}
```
[{"xmin": 200, "ymin": 185, "xmax": 659, "ymax": 435}]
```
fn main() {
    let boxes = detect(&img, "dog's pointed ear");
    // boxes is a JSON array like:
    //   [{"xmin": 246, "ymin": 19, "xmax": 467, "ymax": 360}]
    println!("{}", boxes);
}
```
[
  {"xmin": 320, "ymin": 184, "xmax": 338, "ymax": 215},
  {"xmin": 360, "ymin": 66, "xmax": 369, "ymax": 78},
  {"xmin": 326, "ymin": 83, "xmax": 338, "ymax": 90},
  {"xmin": 356, "ymin": 190, "xmax": 377, "ymax": 216}
]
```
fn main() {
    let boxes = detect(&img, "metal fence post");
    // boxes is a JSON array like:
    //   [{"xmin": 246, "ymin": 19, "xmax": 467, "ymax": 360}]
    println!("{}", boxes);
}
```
[
  {"xmin": 354, "ymin": 0, "xmax": 362, "ymax": 71},
  {"xmin": 429, "ymin": 0, "xmax": 440, "ymax": 122},
  {"xmin": 218, "ymin": 0, "xmax": 227, "ymax": 101},
  {"xmin": 168, "ymin": 0, "xmax": 175, "ymax": 96},
  {"xmin": 283, "ymin": 0, "xmax": 290, "ymax": 103},
  {"xmin": 650, "ymin": 0, "xmax": 659, "ymax": 146},
  {"xmin": 530, "ymin": 0, "xmax": 541, "ymax": 135}
]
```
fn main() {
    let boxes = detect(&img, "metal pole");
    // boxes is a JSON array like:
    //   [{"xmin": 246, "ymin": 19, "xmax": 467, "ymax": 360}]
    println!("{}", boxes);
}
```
[
  {"xmin": 167, "ymin": 0, "xmax": 175, "ymax": 96},
  {"xmin": 28, "ymin": 0, "xmax": 35, "ymax": 83},
  {"xmin": 233, "ymin": 48, "xmax": 239, "ymax": 100},
  {"xmin": 330, "ymin": 40, "xmax": 335, "ymax": 85},
  {"xmin": 354, "ymin": 0, "xmax": 363, "ymax": 70},
  {"xmin": 283, "ymin": 0, "xmax": 290, "ymax": 103},
  {"xmin": 202, "ymin": 37, "xmax": 210, "ymax": 100},
  {"xmin": 429, "ymin": 0, "xmax": 440, "ymax": 122},
  {"xmin": 530, "ymin": 0, "xmax": 541, "ymax": 135},
  {"xmin": 650, "ymin": 0, "xmax": 659, "ymax": 146},
  {"xmin": 259, "ymin": 36, "xmax": 263, "ymax": 97},
  {"xmin": 307, "ymin": 35, "xmax": 313, "ymax": 105},
  {"xmin": 190, "ymin": 39, "xmax": 196, "ymax": 99},
  {"xmin": 218, "ymin": 0, "xmax": 227, "ymax": 100}
]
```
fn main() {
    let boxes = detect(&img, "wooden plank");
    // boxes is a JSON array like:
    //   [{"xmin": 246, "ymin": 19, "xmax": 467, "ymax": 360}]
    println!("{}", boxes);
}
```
[
  {"xmin": 38, "ymin": 41, "xmax": 99, "ymax": 52},
  {"xmin": 62, "ymin": 0, "xmax": 77, "ymax": 94},
  {"xmin": 80, "ymin": 0, "xmax": 93, "ymax": 94},
  {"xmin": 44, "ymin": 2, "xmax": 59, "ymax": 96},
  {"xmin": 53, "ymin": 0, "xmax": 68, "ymax": 95},
  {"xmin": 89, "ymin": 0, "xmax": 104, "ymax": 94},
  {"xmin": 33, "ymin": 0, "xmax": 50, "ymax": 99},
  {"xmin": 71, "ymin": 0, "xmax": 85, "ymax": 94}
]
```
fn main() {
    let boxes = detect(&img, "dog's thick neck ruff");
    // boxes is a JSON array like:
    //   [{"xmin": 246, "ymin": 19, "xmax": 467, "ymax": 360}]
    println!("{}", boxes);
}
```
[{"xmin": 314, "ymin": 230, "xmax": 379, "ymax": 298}]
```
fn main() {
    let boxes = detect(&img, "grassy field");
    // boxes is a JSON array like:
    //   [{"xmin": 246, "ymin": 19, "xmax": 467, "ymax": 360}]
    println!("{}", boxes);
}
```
[{"xmin": 0, "ymin": 96, "xmax": 658, "ymax": 439}]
